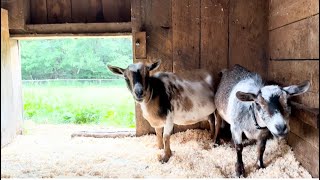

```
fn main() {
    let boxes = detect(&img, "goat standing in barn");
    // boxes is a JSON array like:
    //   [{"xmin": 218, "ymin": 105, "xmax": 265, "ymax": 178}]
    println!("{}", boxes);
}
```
[
  {"xmin": 108, "ymin": 60, "xmax": 220, "ymax": 163},
  {"xmin": 214, "ymin": 64, "xmax": 310, "ymax": 177}
]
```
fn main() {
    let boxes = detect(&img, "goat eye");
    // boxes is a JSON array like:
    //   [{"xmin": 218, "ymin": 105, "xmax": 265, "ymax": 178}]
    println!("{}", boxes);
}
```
[{"xmin": 255, "ymin": 102, "xmax": 261, "ymax": 110}]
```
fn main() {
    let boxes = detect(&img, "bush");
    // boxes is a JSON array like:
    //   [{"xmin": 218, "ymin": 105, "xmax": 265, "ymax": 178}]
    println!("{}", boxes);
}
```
[{"xmin": 23, "ymin": 85, "xmax": 135, "ymax": 128}]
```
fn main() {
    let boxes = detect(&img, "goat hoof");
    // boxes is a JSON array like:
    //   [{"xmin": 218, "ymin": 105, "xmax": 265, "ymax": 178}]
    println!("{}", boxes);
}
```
[
  {"xmin": 159, "ymin": 152, "xmax": 171, "ymax": 163},
  {"xmin": 257, "ymin": 163, "xmax": 265, "ymax": 169},
  {"xmin": 160, "ymin": 155, "xmax": 170, "ymax": 163},
  {"xmin": 158, "ymin": 144, "xmax": 164, "ymax": 149},
  {"xmin": 235, "ymin": 163, "xmax": 245, "ymax": 177}
]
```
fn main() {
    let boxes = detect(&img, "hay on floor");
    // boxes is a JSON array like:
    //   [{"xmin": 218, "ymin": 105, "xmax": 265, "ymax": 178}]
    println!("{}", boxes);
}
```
[{"xmin": 1, "ymin": 123, "xmax": 312, "ymax": 178}]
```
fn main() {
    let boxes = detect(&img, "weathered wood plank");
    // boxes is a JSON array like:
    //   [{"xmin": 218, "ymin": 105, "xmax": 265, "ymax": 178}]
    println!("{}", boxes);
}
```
[
  {"xmin": 268, "ymin": 60, "xmax": 319, "ymax": 108},
  {"xmin": 10, "ymin": 33, "xmax": 131, "ymax": 39},
  {"xmin": 132, "ymin": 0, "xmax": 174, "ymax": 136},
  {"xmin": 172, "ymin": 0, "xmax": 200, "ymax": 73},
  {"xmin": 47, "ymin": 0, "xmax": 72, "ymax": 23},
  {"xmin": 24, "ymin": 22, "xmax": 132, "ymax": 34},
  {"xmin": 199, "ymin": 0, "xmax": 229, "ymax": 129},
  {"xmin": 1, "ymin": 0, "xmax": 29, "ymax": 31},
  {"xmin": 229, "ymin": 0, "xmax": 269, "ymax": 79},
  {"xmin": 288, "ymin": 132, "xmax": 319, "ymax": 177},
  {"xmin": 30, "ymin": 0, "xmax": 47, "ymax": 24},
  {"xmin": 71, "ymin": 130, "xmax": 135, "ymax": 138},
  {"xmin": 172, "ymin": 0, "xmax": 201, "ymax": 133},
  {"xmin": 71, "ymin": 0, "xmax": 88, "ymax": 23},
  {"xmin": 289, "ymin": 115, "xmax": 319, "ymax": 149},
  {"xmin": 134, "ymin": 32, "xmax": 146, "ymax": 59},
  {"xmin": 131, "ymin": 0, "xmax": 154, "ymax": 136},
  {"xmin": 87, "ymin": 0, "xmax": 104, "ymax": 22},
  {"xmin": 102, "ymin": 0, "xmax": 131, "ymax": 22},
  {"xmin": 200, "ymin": 0, "xmax": 229, "ymax": 87},
  {"xmin": 270, "ymin": 15, "xmax": 319, "ymax": 60},
  {"xmin": 269, "ymin": 0, "xmax": 319, "ymax": 30},
  {"xmin": 1, "ymin": 9, "xmax": 23, "ymax": 147}
]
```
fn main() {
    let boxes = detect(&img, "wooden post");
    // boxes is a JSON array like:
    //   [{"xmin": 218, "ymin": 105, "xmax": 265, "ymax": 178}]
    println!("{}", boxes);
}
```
[{"xmin": 1, "ymin": 9, "xmax": 23, "ymax": 148}]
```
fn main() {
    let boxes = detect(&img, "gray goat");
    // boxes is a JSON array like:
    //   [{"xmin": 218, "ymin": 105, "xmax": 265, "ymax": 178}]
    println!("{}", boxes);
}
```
[{"xmin": 214, "ymin": 64, "xmax": 310, "ymax": 177}]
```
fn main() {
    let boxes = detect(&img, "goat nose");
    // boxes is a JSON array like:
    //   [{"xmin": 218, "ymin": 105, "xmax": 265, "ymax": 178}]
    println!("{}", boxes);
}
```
[
  {"xmin": 276, "ymin": 124, "xmax": 287, "ymax": 133},
  {"xmin": 135, "ymin": 89, "xmax": 143, "ymax": 97}
]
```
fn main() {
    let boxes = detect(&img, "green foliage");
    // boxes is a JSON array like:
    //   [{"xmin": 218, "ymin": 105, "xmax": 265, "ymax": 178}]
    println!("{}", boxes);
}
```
[
  {"xmin": 19, "ymin": 38, "xmax": 133, "ymax": 80},
  {"xmin": 23, "ymin": 82, "xmax": 136, "ymax": 128}
]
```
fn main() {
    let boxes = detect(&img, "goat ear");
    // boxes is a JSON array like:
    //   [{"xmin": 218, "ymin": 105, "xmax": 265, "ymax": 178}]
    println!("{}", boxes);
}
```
[
  {"xmin": 236, "ymin": 91, "xmax": 257, "ymax": 102},
  {"xmin": 107, "ymin": 65, "xmax": 125, "ymax": 76},
  {"xmin": 283, "ymin": 80, "xmax": 310, "ymax": 97},
  {"xmin": 148, "ymin": 60, "xmax": 161, "ymax": 71}
]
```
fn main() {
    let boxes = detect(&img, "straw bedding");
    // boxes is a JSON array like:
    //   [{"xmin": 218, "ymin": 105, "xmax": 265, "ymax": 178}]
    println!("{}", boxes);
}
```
[{"xmin": 1, "ymin": 123, "xmax": 311, "ymax": 178}]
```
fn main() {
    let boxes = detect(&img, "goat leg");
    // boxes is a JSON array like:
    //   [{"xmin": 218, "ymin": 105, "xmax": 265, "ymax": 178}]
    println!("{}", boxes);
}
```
[
  {"xmin": 256, "ymin": 138, "xmax": 267, "ymax": 169},
  {"xmin": 235, "ymin": 143, "xmax": 245, "ymax": 177},
  {"xmin": 160, "ymin": 120, "xmax": 173, "ymax": 163},
  {"xmin": 155, "ymin": 128, "xmax": 164, "ymax": 149}
]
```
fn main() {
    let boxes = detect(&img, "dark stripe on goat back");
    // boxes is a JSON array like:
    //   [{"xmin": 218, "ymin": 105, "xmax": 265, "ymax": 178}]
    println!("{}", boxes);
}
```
[
  {"xmin": 149, "ymin": 76, "xmax": 172, "ymax": 118},
  {"xmin": 215, "ymin": 64, "xmax": 262, "ymax": 113}
]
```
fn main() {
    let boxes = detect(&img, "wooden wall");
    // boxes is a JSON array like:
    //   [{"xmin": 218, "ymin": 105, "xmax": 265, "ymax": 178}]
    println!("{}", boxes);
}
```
[
  {"xmin": 132, "ymin": 0, "xmax": 269, "ymax": 136},
  {"xmin": 268, "ymin": 0, "xmax": 319, "ymax": 177},
  {"xmin": 1, "ymin": 0, "xmax": 132, "ymax": 35},
  {"xmin": 1, "ymin": 9, "xmax": 23, "ymax": 148}
]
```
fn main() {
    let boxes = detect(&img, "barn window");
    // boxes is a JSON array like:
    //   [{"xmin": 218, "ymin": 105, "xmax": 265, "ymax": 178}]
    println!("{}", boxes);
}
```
[{"xmin": 19, "ymin": 37, "xmax": 135, "ymax": 130}]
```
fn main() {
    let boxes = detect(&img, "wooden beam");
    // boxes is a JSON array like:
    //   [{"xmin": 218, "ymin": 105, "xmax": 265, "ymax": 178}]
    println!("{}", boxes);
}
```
[
  {"xmin": 1, "ymin": 0, "xmax": 30, "ymax": 31},
  {"xmin": 71, "ymin": 130, "xmax": 135, "ymax": 138},
  {"xmin": 290, "ymin": 101, "xmax": 319, "ymax": 129},
  {"xmin": 10, "ymin": 33, "xmax": 132, "ymax": 39},
  {"xmin": 20, "ymin": 22, "xmax": 131, "ymax": 34}
]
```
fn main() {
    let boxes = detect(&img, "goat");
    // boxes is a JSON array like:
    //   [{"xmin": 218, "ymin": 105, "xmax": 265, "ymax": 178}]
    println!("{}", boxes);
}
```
[
  {"xmin": 214, "ymin": 64, "xmax": 310, "ymax": 177},
  {"xmin": 107, "ymin": 60, "xmax": 219, "ymax": 163}
]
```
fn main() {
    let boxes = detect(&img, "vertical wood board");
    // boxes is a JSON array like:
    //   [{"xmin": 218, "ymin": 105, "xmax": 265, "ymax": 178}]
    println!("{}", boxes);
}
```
[
  {"xmin": 87, "ymin": 0, "xmax": 104, "ymax": 22},
  {"xmin": 229, "ymin": 0, "xmax": 269, "ymax": 79},
  {"xmin": 47, "ymin": 0, "xmax": 72, "ymax": 23},
  {"xmin": 71, "ymin": 0, "xmax": 89, "ymax": 23},
  {"xmin": 102, "ymin": 0, "xmax": 131, "ymax": 22},
  {"xmin": 30, "ymin": 0, "xmax": 47, "ymax": 24}
]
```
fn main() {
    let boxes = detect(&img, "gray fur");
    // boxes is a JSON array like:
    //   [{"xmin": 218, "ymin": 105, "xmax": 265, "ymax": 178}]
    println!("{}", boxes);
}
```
[{"xmin": 214, "ymin": 64, "xmax": 310, "ymax": 177}]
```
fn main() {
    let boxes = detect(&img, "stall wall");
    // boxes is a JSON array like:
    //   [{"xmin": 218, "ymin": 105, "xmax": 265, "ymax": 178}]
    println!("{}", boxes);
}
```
[{"xmin": 268, "ymin": 0, "xmax": 319, "ymax": 177}]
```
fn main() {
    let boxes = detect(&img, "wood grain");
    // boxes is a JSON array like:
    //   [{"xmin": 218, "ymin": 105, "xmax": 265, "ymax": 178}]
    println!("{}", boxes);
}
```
[
  {"xmin": 289, "ymin": 116, "xmax": 319, "ymax": 149},
  {"xmin": 71, "ymin": 0, "xmax": 88, "ymax": 23},
  {"xmin": 102, "ymin": 0, "xmax": 131, "ymax": 22},
  {"xmin": 288, "ymin": 132, "xmax": 319, "ymax": 177},
  {"xmin": 270, "ymin": 15, "xmax": 319, "ymax": 60},
  {"xmin": 172, "ymin": 0, "xmax": 200, "ymax": 73},
  {"xmin": 47, "ymin": 0, "xmax": 72, "ymax": 23},
  {"xmin": 87, "ymin": 0, "xmax": 104, "ymax": 22},
  {"xmin": 25, "ymin": 22, "xmax": 131, "ymax": 34},
  {"xmin": 30, "ymin": 0, "xmax": 47, "ymax": 24},
  {"xmin": 229, "ymin": 0, "xmax": 269, "ymax": 79},
  {"xmin": 268, "ymin": 60, "xmax": 319, "ymax": 107},
  {"xmin": 269, "ymin": 0, "xmax": 319, "ymax": 30}
]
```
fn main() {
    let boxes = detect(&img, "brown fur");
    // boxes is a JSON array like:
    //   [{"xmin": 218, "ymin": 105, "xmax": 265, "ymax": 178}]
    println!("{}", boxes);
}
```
[{"xmin": 181, "ymin": 97, "xmax": 193, "ymax": 111}]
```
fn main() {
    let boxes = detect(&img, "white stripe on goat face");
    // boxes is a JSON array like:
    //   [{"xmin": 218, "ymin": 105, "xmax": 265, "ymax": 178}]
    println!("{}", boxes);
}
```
[{"xmin": 258, "ymin": 86, "xmax": 289, "ymax": 137}]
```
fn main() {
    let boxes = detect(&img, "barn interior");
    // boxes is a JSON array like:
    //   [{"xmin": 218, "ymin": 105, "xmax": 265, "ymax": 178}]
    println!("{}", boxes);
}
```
[{"xmin": 1, "ymin": 0, "xmax": 319, "ymax": 178}]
